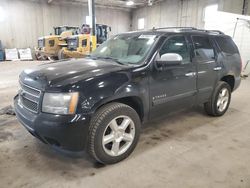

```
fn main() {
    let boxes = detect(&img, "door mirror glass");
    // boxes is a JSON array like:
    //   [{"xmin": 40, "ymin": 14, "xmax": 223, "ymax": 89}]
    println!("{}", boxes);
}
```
[{"xmin": 157, "ymin": 53, "xmax": 183, "ymax": 66}]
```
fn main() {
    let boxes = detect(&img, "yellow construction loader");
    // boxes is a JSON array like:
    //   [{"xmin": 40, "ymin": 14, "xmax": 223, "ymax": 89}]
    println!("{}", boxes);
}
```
[
  {"xmin": 59, "ymin": 24, "xmax": 111, "ymax": 59},
  {"xmin": 35, "ymin": 26, "xmax": 79, "ymax": 60}
]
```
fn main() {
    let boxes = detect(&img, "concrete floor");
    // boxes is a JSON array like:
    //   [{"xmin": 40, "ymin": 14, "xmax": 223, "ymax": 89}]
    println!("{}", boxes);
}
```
[{"xmin": 0, "ymin": 61, "xmax": 250, "ymax": 188}]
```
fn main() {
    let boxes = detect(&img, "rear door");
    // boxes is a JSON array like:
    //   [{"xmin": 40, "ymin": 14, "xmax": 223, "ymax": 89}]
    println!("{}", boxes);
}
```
[{"xmin": 191, "ymin": 35, "xmax": 220, "ymax": 103}]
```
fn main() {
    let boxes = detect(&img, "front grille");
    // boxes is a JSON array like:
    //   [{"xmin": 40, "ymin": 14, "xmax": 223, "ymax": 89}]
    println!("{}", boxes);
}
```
[
  {"xmin": 20, "ymin": 96, "xmax": 39, "ymax": 113},
  {"xmin": 19, "ymin": 82, "xmax": 41, "ymax": 113},
  {"xmin": 20, "ymin": 82, "xmax": 41, "ymax": 97}
]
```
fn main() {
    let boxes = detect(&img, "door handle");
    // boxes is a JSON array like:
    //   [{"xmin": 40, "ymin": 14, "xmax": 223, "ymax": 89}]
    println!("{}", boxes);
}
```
[
  {"xmin": 185, "ymin": 72, "xmax": 196, "ymax": 77},
  {"xmin": 214, "ymin": 67, "xmax": 222, "ymax": 71}
]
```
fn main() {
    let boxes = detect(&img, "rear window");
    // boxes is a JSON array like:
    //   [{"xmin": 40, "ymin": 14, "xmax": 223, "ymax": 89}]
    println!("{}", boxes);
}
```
[
  {"xmin": 215, "ymin": 37, "xmax": 239, "ymax": 55},
  {"xmin": 192, "ymin": 36, "xmax": 215, "ymax": 61}
]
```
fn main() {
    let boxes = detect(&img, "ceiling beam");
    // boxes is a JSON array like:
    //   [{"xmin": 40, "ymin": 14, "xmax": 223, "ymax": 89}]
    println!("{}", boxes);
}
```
[{"xmin": 53, "ymin": 0, "xmax": 132, "ymax": 11}]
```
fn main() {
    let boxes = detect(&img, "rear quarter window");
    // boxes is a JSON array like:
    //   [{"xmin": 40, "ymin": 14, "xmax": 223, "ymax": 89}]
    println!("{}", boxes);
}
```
[{"xmin": 215, "ymin": 37, "xmax": 239, "ymax": 55}]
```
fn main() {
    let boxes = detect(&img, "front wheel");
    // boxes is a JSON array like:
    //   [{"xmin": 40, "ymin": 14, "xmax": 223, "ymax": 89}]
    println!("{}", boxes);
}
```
[
  {"xmin": 58, "ymin": 49, "xmax": 65, "ymax": 60},
  {"xmin": 204, "ymin": 81, "xmax": 231, "ymax": 116},
  {"xmin": 88, "ymin": 102, "xmax": 141, "ymax": 164}
]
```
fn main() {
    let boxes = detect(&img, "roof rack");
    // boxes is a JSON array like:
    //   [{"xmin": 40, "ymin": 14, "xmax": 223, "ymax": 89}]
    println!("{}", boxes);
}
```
[
  {"xmin": 151, "ymin": 27, "xmax": 224, "ymax": 35},
  {"xmin": 152, "ymin": 27, "xmax": 196, "ymax": 31},
  {"xmin": 195, "ymin": 29, "xmax": 224, "ymax": 35}
]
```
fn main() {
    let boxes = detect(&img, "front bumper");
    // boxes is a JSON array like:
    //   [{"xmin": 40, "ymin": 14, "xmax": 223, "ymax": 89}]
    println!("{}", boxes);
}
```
[{"xmin": 14, "ymin": 95, "xmax": 91, "ymax": 151}]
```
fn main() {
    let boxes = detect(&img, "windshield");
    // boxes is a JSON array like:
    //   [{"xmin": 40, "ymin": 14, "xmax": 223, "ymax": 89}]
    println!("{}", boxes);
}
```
[{"xmin": 90, "ymin": 34, "xmax": 157, "ymax": 65}]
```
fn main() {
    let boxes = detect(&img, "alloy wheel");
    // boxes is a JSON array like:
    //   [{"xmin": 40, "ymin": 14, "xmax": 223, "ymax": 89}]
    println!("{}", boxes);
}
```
[
  {"xmin": 217, "ymin": 88, "xmax": 229, "ymax": 112},
  {"xmin": 102, "ymin": 115, "xmax": 135, "ymax": 157}
]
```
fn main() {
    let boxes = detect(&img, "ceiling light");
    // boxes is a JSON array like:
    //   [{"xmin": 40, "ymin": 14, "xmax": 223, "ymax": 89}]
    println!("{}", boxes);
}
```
[{"xmin": 126, "ymin": 1, "xmax": 134, "ymax": 6}]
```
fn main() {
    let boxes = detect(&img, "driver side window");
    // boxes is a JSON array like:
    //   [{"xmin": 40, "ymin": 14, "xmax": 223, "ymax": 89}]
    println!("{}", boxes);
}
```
[{"xmin": 159, "ymin": 36, "xmax": 190, "ymax": 64}]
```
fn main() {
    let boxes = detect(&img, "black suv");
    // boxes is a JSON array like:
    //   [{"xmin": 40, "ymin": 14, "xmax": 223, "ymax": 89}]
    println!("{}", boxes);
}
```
[{"xmin": 14, "ymin": 27, "xmax": 241, "ymax": 164}]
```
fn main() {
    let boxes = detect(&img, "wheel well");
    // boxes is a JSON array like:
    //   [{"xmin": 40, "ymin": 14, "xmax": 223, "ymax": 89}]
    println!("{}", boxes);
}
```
[
  {"xmin": 221, "ymin": 75, "xmax": 235, "ymax": 91},
  {"xmin": 112, "ymin": 97, "xmax": 144, "ymax": 121},
  {"xmin": 95, "ymin": 97, "xmax": 144, "ymax": 122}
]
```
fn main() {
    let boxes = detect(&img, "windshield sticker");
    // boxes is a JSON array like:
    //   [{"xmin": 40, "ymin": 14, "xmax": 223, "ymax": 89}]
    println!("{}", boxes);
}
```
[{"xmin": 138, "ymin": 35, "xmax": 156, "ymax": 39}]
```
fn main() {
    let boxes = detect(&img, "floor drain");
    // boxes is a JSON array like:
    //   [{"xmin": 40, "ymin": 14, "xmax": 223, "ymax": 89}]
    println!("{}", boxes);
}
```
[{"xmin": 0, "ymin": 105, "xmax": 15, "ymax": 116}]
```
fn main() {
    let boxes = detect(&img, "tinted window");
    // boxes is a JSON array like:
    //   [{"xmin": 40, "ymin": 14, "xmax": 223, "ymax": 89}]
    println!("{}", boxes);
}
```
[
  {"xmin": 215, "ymin": 37, "xmax": 238, "ymax": 54},
  {"xmin": 192, "ymin": 36, "xmax": 215, "ymax": 61},
  {"xmin": 82, "ymin": 39, "xmax": 87, "ymax": 47},
  {"xmin": 159, "ymin": 36, "xmax": 190, "ymax": 64},
  {"xmin": 49, "ymin": 40, "xmax": 55, "ymax": 47}
]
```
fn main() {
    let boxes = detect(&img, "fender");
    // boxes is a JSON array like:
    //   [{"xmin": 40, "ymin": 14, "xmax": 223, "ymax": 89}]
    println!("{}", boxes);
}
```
[{"xmin": 77, "ymin": 67, "xmax": 150, "ymax": 121}]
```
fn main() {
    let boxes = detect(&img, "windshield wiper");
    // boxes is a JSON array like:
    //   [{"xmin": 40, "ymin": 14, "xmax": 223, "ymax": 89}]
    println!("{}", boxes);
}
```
[{"xmin": 94, "ymin": 56, "xmax": 126, "ymax": 65}]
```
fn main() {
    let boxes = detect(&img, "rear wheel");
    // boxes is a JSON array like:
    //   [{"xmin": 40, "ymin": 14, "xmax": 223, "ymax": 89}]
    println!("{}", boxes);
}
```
[
  {"xmin": 204, "ymin": 81, "xmax": 231, "ymax": 116},
  {"xmin": 88, "ymin": 102, "xmax": 141, "ymax": 164}
]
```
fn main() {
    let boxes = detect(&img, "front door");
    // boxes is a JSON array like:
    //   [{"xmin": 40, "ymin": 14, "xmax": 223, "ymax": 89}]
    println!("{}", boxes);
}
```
[{"xmin": 149, "ymin": 35, "xmax": 197, "ymax": 119}]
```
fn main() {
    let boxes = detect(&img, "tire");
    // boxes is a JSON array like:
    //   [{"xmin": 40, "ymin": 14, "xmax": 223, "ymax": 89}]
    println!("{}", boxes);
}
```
[
  {"xmin": 204, "ymin": 81, "xmax": 231, "ymax": 116},
  {"xmin": 58, "ymin": 49, "xmax": 65, "ymax": 60},
  {"xmin": 88, "ymin": 102, "xmax": 141, "ymax": 164}
]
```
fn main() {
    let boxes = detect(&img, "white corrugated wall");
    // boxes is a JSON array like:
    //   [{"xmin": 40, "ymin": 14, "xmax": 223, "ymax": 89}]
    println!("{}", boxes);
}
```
[{"xmin": 0, "ymin": 0, "xmax": 131, "ymax": 48}]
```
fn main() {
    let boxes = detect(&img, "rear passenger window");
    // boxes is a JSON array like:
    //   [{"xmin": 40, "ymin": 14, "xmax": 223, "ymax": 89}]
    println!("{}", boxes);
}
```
[
  {"xmin": 215, "ymin": 37, "xmax": 238, "ymax": 55},
  {"xmin": 192, "ymin": 36, "xmax": 215, "ymax": 61}
]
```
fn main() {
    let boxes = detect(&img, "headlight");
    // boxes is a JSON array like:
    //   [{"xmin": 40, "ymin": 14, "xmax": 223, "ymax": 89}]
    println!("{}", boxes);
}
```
[{"xmin": 42, "ymin": 92, "xmax": 79, "ymax": 115}]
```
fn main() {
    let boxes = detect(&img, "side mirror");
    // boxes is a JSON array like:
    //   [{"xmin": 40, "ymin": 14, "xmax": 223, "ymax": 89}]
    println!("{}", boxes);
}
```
[{"xmin": 156, "ymin": 53, "xmax": 182, "ymax": 67}]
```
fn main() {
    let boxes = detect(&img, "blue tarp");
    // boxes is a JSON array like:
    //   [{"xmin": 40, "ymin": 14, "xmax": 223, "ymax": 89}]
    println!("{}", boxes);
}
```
[{"xmin": 0, "ymin": 49, "xmax": 4, "ymax": 61}]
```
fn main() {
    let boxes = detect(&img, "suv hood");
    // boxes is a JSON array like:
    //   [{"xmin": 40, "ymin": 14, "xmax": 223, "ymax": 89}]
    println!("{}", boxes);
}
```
[{"xmin": 20, "ymin": 58, "xmax": 129, "ymax": 90}]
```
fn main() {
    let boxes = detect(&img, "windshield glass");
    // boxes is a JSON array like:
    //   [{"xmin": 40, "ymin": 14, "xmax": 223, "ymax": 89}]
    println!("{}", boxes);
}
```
[{"xmin": 90, "ymin": 34, "xmax": 157, "ymax": 65}]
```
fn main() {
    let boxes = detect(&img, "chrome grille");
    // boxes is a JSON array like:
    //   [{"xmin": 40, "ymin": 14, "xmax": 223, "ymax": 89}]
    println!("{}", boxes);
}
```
[
  {"xmin": 19, "ymin": 96, "xmax": 39, "ymax": 113},
  {"xmin": 19, "ymin": 82, "xmax": 41, "ymax": 113},
  {"xmin": 20, "ymin": 82, "xmax": 41, "ymax": 97}
]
